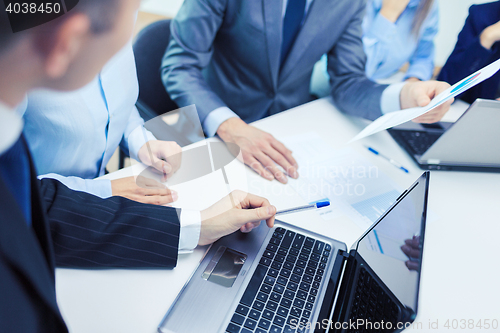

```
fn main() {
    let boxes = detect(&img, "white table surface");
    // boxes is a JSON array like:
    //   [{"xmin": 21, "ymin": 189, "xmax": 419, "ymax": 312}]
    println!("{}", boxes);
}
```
[{"xmin": 56, "ymin": 98, "xmax": 500, "ymax": 333}]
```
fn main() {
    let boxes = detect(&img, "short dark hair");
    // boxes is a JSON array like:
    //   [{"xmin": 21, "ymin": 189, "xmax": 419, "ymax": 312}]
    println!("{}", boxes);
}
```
[{"xmin": 0, "ymin": 0, "xmax": 118, "ymax": 54}]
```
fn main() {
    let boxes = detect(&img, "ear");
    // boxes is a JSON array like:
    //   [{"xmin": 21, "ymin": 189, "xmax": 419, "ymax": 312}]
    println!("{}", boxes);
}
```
[{"xmin": 44, "ymin": 14, "xmax": 91, "ymax": 79}]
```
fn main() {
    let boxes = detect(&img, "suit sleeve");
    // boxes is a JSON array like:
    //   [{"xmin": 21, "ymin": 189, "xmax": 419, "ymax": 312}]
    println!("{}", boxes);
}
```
[
  {"xmin": 437, "ymin": 6, "xmax": 494, "ymax": 87},
  {"xmin": 327, "ymin": 1, "xmax": 388, "ymax": 120},
  {"xmin": 39, "ymin": 178, "xmax": 181, "ymax": 268},
  {"xmin": 162, "ymin": 0, "xmax": 229, "ymax": 126}
]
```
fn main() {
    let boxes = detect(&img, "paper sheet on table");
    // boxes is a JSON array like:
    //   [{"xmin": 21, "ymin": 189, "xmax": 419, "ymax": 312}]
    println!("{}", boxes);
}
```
[
  {"xmin": 280, "ymin": 133, "xmax": 403, "ymax": 230},
  {"xmin": 349, "ymin": 58, "xmax": 500, "ymax": 143}
]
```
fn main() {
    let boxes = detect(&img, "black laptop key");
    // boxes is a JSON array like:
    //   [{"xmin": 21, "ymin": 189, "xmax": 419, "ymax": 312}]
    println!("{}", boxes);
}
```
[
  {"xmin": 266, "ymin": 300, "xmax": 279, "ymax": 311},
  {"xmin": 281, "ymin": 298, "xmax": 292, "ymax": 308},
  {"xmin": 283, "ymin": 325, "xmax": 295, "ymax": 333},
  {"xmin": 287, "ymin": 281, "xmax": 298, "ymax": 291},
  {"xmin": 273, "ymin": 283, "xmax": 285, "ymax": 294},
  {"xmin": 285, "ymin": 255, "xmax": 297, "ymax": 263},
  {"xmin": 302, "ymin": 274, "xmax": 312, "ymax": 284},
  {"xmin": 236, "ymin": 304, "xmax": 250, "ymax": 316},
  {"xmin": 278, "ymin": 248, "xmax": 288, "ymax": 256},
  {"xmin": 297, "ymin": 290, "xmax": 307, "ymax": 300},
  {"xmin": 290, "ymin": 273, "xmax": 301, "ymax": 283},
  {"xmin": 289, "ymin": 248, "xmax": 300, "ymax": 256},
  {"xmin": 307, "ymin": 295, "xmax": 316, "ymax": 303},
  {"xmin": 293, "ymin": 298, "xmax": 305, "ymax": 309},
  {"xmin": 270, "ymin": 292, "xmax": 281, "ymax": 302},
  {"xmin": 277, "ymin": 306, "xmax": 289, "ymax": 317},
  {"xmin": 277, "ymin": 276, "xmax": 288, "ymax": 286},
  {"xmin": 271, "ymin": 261, "xmax": 283, "ymax": 270},
  {"xmin": 323, "ymin": 250, "xmax": 330, "ymax": 257},
  {"xmin": 261, "ymin": 284, "xmax": 272, "ymax": 294},
  {"xmin": 275, "ymin": 254, "xmax": 286, "ymax": 263},
  {"xmin": 264, "ymin": 276, "xmax": 276, "ymax": 286},
  {"xmin": 274, "ymin": 315, "xmax": 286, "ymax": 327},
  {"xmin": 270, "ymin": 325, "xmax": 282, "ymax": 333},
  {"xmin": 258, "ymin": 318, "xmax": 272, "ymax": 330},
  {"xmin": 263, "ymin": 250, "xmax": 275, "ymax": 259},
  {"xmin": 267, "ymin": 244, "xmax": 278, "ymax": 252},
  {"xmin": 292, "ymin": 267, "xmax": 304, "ymax": 275},
  {"xmin": 299, "ymin": 254, "xmax": 308, "ymax": 261},
  {"xmin": 312, "ymin": 281, "xmax": 320, "ymax": 289},
  {"xmin": 292, "ymin": 234, "xmax": 305, "ymax": 249},
  {"xmin": 314, "ymin": 275, "xmax": 322, "ymax": 282},
  {"xmin": 268, "ymin": 268, "xmax": 279, "ymax": 278},
  {"xmin": 231, "ymin": 313, "xmax": 245, "ymax": 325},
  {"xmin": 290, "ymin": 306, "xmax": 302, "ymax": 318},
  {"xmin": 310, "ymin": 288, "xmax": 318, "ymax": 296},
  {"xmin": 305, "ymin": 302, "xmax": 313, "ymax": 311},
  {"xmin": 244, "ymin": 318, "xmax": 257, "ymax": 330},
  {"xmin": 240, "ymin": 265, "xmax": 267, "ymax": 306},
  {"xmin": 257, "ymin": 292, "xmax": 268, "ymax": 303},
  {"xmin": 226, "ymin": 322, "xmax": 241, "ymax": 333},
  {"xmin": 284, "ymin": 289, "xmax": 295, "ymax": 300},
  {"xmin": 304, "ymin": 237, "xmax": 315, "ymax": 248},
  {"xmin": 299, "ymin": 282, "xmax": 310, "ymax": 292},
  {"xmin": 260, "ymin": 257, "xmax": 271, "ymax": 266},
  {"xmin": 317, "ymin": 268, "xmax": 324, "ymax": 276},
  {"xmin": 281, "ymin": 230, "xmax": 295, "ymax": 248},
  {"xmin": 310, "ymin": 253, "xmax": 320, "ymax": 262},
  {"xmin": 249, "ymin": 309, "xmax": 261, "ymax": 320},
  {"xmin": 270, "ymin": 237, "xmax": 281, "ymax": 245},
  {"xmin": 312, "ymin": 240, "xmax": 325, "ymax": 254},
  {"xmin": 284, "ymin": 261, "xmax": 293, "ymax": 270},
  {"xmin": 319, "ymin": 263, "xmax": 326, "ymax": 269},
  {"xmin": 275, "ymin": 227, "xmax": 286, "ymax": 234},
  {"xmin": 302, "ymin": 309, "xmax": 311, "ymax": 319},
  {"xmin": 296, "ymin": 260, "xmax": 306, "ymax": 268},
  {"xmin": 305, "ymin": 267, "xmax": 315, "ymax": 276},
  {"xmin": 253, "ymin": 300, "xmax": 265, "ymax": 311},
  {"xmin": 263, "ymin": 309, "xmax": 274, "ymax": 320}
]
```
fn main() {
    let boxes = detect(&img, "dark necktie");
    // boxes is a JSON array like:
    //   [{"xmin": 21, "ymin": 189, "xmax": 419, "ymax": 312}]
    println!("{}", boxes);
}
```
[
  {"xmin": 0, "ymin": 136, "xmax": 32, "ymax": 226},
  {"xmin": 281, "ymin": 0, "xmax": 306, "ymax": 66}
]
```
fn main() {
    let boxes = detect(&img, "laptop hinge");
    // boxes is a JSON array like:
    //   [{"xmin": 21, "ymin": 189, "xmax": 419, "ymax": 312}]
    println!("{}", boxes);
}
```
[{"xmin": 339, "ymin": 249, "xmax": 349, "ymax": 258}]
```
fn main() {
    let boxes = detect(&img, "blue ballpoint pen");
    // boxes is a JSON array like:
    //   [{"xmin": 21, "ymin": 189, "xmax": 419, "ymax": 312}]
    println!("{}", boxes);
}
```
[
  {"xmin": 365, "ymin": 146, "xmax": 409, "ymax": 173},
  {"xmin": 276, "ymin": 201, "xmax": 330, "ymax": 216}
]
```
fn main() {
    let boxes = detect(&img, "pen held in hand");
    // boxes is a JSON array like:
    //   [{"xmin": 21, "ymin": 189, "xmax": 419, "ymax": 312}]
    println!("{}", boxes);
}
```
[{"xmin": 276, "ymin": 200, "xmax": 330, "ymax": 216}]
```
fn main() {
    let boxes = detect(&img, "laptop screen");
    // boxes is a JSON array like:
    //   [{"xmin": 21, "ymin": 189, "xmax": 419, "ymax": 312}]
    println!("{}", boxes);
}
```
[{"xmin": 354, "ymin": 172, "xmax": 428, "ymax": 315}]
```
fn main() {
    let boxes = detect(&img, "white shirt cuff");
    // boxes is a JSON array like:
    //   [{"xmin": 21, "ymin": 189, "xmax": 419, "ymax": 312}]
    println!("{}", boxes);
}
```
[
  {"xmin": 127, "ymin": 126, "xmax": 157, "ymax": 162},
  {"xmin": 203, "ymin": 107, "xmax": 240, "ymax": 137},
  {"xmin": 380, "ymin": 82, "xmax": 406, "ymax": 114},
  {"xmin": 178, "ymin": 209, "xmax": 201, "ymax": 254}
]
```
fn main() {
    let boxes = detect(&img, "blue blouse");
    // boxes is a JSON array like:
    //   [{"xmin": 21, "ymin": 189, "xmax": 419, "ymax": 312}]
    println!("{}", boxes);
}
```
[{"xmin": 362, "ymin": 0, "xmax": 439, "ymax": 81}]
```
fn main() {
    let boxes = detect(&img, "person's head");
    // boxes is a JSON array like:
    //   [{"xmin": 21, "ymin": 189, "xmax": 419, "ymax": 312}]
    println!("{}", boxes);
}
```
[
  {"xmin": 0, "ymin": 0, "xmax": 140, "ymax": 106},
  {"xmin": 412, "ymin": 0, "xmax": 434, "ymax": 36}
]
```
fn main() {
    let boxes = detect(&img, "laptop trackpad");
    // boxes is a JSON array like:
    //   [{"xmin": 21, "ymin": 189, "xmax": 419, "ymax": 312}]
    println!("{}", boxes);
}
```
[{"xmin": 202, "ymin": 246, "xmax": 247, "ymax": 288}]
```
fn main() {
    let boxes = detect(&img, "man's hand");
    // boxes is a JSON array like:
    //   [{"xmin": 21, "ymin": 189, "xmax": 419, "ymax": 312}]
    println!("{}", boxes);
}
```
[
  {"xmin": 198, "ymin": 190, "xmax": 276, "ymax": 245},
  {"xmin": 380, "ymin": 0, "xmax": 410, "ymax": 23},
  {"xmin": 111, "ymin": 176, "xmax": 178, "ymax": 205},
  {"xmin": 401, "ymin": 236, "xmax": 421, "ymax": 272},
  {"xmin": 137, "ymin": 140, "xmax": 182, "ymax": 181},
  {"xmin": 480, "ymin": 20, "xmax": 500, "ymax": 50},
  {"xmin": 217, "ymin": 118, "xmax": 298, "ymax": 184},
  {"xmin": 400, "ymin": 80, "xmax": 454, "ymax": 123}
]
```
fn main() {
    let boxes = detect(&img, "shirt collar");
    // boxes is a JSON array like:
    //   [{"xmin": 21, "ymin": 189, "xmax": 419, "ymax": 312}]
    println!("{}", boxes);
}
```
[{"xmin": 0, "ymin": 101, "xmax": 23, "ymax": 155}]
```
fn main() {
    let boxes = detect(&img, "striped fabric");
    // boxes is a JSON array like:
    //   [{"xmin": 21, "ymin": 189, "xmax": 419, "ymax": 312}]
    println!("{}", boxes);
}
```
[{"xmin": 39, "ymin": 178, "xmax": 181, "ymax": 268}]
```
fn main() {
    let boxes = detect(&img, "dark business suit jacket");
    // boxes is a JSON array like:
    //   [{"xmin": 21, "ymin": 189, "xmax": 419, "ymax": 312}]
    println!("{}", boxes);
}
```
[
  {"xmin": 162, "ymin": 0, "xmax": 387, "ymax": 126},
  {"xmin": 438, "ymin": 1, "xmax": 500, "ymax": 103},
  {"xmin": 0, "ymin": 144, "xmax": 181, "ymax": 332}
]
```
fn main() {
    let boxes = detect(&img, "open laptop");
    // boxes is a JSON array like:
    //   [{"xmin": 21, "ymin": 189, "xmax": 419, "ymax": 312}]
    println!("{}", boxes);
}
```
[
  {"xmin": 388, "ymin": 99, "xmax": 500, "ymax": 172},
  {"xmin": 159, "ymin": 172, "xmax": 430, "ymax": 333}
]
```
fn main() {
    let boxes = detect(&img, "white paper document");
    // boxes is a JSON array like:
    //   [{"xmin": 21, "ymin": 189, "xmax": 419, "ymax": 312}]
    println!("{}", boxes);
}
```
[
  {"xmin": 281, "ymin": 133, "xmax": 402, "ymax": 230},
  {"xmin": 349, "ymin": 58, "xmax": 500, "ymax": 143}
]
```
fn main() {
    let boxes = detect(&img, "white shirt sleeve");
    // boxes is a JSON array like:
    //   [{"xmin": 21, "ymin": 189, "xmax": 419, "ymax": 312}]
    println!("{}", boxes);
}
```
[
  {"xmin": 203, "ymin": 106, "xmax": 240, "ymax": 137},
  {"xmin": 37, "ymin": 173, "xmax": 113, "ymax": 198},
  {"xmin": 380, "ymin": 82, "xmax": 406, "ymax": 114},
  {"xmin": 178, "ymin": 209, "xmax": 202, "ymax": 253}
]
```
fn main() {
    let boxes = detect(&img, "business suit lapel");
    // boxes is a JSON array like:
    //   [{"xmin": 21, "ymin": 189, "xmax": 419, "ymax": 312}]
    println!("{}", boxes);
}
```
[
  {"xmin": 279, "ymin": 0, "xmax": 330, "ymax": 83},
  {"xmin": 0, "ymin": 165, "xmax": 61, "ymax": 319},
  {"xmin": 263, "ymin": 0, "xmax": 283, "ymax": 89}
]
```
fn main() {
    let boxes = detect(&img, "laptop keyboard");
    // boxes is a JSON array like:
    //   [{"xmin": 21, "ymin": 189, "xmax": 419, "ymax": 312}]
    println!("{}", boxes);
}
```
[
  {"xmin": 226, "ymin": 227, "xmax": 331, "ymax": 333},
  {"xmin": 347, "ymin": 267, "xmax": 399, "ymax": 333},
  {"xmin": 390, "ymin": 130, "xmax": 442, "ymax": 155}
]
